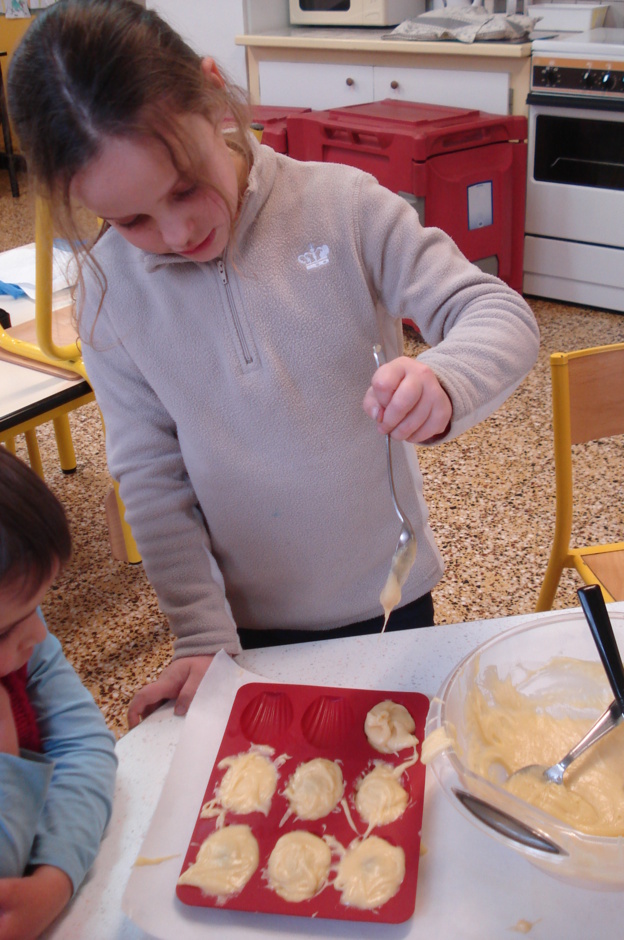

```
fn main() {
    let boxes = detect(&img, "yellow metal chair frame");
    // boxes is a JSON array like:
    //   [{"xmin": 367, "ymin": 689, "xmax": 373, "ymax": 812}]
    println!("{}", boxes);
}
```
[
  {"xmin": 0, "ymin": 199, "xmax": 140, "ymax": 563},
  {"xmin": 536, "ymin": 342, "xmax": 624, "ymax": 611}
]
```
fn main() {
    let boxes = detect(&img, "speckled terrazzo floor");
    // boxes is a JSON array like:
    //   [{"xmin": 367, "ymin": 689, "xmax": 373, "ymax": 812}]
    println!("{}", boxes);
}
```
[{"xmin": 2, "ymin": 171, "xmax": 624, "ymax": 738}]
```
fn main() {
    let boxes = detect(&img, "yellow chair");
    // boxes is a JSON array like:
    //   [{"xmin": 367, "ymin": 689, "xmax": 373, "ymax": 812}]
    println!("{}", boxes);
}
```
[
  {"xmin": 0, "ymin": 198, "xmax": 140, "ymax": 563},
  {"xmin": 536, "ymin": 342, "xmax": 624, "ymax": 611}
]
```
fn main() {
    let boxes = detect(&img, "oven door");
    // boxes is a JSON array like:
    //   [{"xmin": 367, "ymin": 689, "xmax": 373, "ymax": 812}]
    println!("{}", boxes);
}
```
[{"xmin": 526, "ymin": 98, "xmax": 624, "ymax": 250}]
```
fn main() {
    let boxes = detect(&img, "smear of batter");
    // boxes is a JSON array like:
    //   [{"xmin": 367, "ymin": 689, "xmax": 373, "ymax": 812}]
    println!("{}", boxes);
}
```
[
  {"xmin": 282, "ymin": 758, "xmax": 345, "ymax": 823},
  {"xmin": 365, "ymin": 700, "xmax": 418, "ymax": 754},
  {"xmin": 266, "ymin": 831, "xmax": 332, "ymax": 902},
  {"xmin": 420, "ymin": 725, "xmax": 455, "ymax": 765},
  {"xmin": 177, "ymin": 825, "xmax": 259, "ymax": 899},
  {"xmin": 333, "ymin": 836, "xmax": 405, "ymax": 910},
  {"xmin": 134, "ymin": 854, "xmax": 179, "ymax": 866},
  {"xmin": 510, "ymin": 918, "xmax": 541, "ymax": 934}
]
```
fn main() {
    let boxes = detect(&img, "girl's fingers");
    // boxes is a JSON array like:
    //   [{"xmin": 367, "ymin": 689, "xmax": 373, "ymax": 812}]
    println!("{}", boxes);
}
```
[{"xmin": 365, "ymin": 357, "xmax": 452, "ymax": 440}]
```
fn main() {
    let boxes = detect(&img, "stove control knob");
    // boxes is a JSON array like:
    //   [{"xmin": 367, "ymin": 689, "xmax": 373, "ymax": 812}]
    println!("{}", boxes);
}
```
[
  {"xmin": 600, "ymin": 72, "xmax": 616, "ymax": 91},
  {"xmin": 541, "ymin": 66, "xmax": 559, "ymax": 87},
  {"xmin": 581, "ymin": 70, "xmax": 595, "ymax": 89}
]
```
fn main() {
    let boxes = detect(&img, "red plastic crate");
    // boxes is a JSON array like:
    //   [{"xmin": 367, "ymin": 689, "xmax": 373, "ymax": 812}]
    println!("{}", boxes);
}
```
[
  {"xmin": 250, "ymin": 105, "xmax": 311, "ymax": 154},
  {"xmin": 287, "ymin": 99, "xmax": 527, "ymax": 293}
]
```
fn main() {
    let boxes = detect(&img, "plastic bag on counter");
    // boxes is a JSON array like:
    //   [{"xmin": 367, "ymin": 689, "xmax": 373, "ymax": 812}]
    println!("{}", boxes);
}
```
[{"xmin": 383, "ymin": 0, "xmax": 539, "ymax": 43}]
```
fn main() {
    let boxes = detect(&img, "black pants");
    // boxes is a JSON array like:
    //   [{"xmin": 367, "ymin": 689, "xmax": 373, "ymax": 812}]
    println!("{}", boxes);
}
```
[{"xmin": 237, "ymin": 592, "xmax": 435, "ymax": 650}]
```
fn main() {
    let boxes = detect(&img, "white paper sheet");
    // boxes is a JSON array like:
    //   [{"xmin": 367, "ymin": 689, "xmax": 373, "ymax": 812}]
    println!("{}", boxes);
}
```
[
  {"xmin": 0, "ymin": 243, "xmax": 77, "ymax": 298},
  {"xmin": 121, "ymin": 652, "xmax": 273, "ymax": 938}
]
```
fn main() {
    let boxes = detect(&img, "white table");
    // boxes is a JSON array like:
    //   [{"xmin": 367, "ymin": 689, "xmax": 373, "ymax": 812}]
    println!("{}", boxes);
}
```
[
  {"xmin": 45, "ymin": 604, "xmax": 624, "ymax": 940},
  {"xmin": 0, "ymin": 358, "xmax": 87, "ymax": 426},
  {"xmin": 0, "ymin": 287, "xmax": 93, "ymax": 476}
]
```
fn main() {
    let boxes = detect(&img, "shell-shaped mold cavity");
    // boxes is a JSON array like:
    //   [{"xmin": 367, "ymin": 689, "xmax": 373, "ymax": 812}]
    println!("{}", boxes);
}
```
[
  {"xmin": 301, "ymin": 695, "xmax": 355, "ymax": 749},
  {"xmin": 240, "ymin": 691, "xmax": 294, "ymax": 743}
]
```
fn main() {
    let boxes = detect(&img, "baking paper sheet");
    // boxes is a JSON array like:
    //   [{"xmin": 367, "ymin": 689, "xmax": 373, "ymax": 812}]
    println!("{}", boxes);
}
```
[{"xmin": 122, "ymin": 652, "xmax": 257, "ymax": 937}]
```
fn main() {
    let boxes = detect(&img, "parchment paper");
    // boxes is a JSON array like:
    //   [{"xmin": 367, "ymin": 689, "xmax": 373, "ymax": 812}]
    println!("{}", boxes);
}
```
[{"xmin": 121, "ymin": 652, "xmax": 276, "ymax": 938}]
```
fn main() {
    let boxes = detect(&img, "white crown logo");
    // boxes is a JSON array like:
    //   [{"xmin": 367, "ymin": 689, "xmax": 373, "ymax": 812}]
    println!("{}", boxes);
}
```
[{"xmin": 298, "ymin": 243, "xmax": 330, "ymax": 271}]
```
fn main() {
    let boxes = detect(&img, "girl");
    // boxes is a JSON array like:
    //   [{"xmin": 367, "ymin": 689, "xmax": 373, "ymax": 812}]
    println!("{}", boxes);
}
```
[{"xmin": 8, "ymin": 0, "xmax": 539, "ymax": 728}]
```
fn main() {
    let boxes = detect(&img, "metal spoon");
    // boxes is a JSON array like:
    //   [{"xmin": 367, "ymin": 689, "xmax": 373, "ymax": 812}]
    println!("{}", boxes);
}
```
[
  {"xmin": 372, "ymin": 344, "xmax": 417, "ymax": 574},
  {"xmin": 512, "ymin": 585, "xmax": 624, "ymax": 785}
]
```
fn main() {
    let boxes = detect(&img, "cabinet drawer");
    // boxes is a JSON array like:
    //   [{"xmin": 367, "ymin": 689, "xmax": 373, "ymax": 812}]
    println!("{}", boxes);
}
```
[
  {"xmin": 373, "ymin": 65, "xmax": 510, "ymax": 114},
  {"xmin": 258, "ymin": 61, "xmax": 374, "ymax": 109}
]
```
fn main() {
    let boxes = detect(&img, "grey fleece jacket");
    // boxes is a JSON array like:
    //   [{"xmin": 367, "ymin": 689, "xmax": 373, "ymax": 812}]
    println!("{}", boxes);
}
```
[{"xmin": 80, "ymin": 138, "xmax": 539, "ymax": 658}]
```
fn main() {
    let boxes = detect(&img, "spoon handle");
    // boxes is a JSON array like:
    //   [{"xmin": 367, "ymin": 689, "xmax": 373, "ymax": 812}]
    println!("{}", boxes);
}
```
[
  {"xmin": 372, "ymin": 345, "xmax": 407, "ymax": 526},
  {"xmin": 577, "ymin": 585, "xmax": 624, "ymax": 712}
]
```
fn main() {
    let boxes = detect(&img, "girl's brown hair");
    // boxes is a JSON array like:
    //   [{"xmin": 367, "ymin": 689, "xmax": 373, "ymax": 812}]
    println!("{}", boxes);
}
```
[
  {"xmin": 0, "ymin": 449, "xmax": 72, "ymax": 598},
  {"xmin": 7, "ymin": 0, "xmax": 251, "ymax": 314}
]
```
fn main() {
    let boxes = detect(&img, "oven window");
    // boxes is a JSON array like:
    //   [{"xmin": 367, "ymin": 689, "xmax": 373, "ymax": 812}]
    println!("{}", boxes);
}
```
[
  {"xmin": 534, "ymin": 114, "xmax": 624, "ymax": 191},
  {"xmin": 299, "ymin": 0, "xmax": 351, "ymax": 9}
]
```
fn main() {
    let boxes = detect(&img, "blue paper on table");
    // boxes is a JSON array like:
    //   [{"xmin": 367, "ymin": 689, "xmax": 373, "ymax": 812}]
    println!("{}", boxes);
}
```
[
  {"xmin": 0, "ymin": 242, "xmax": 77, "ymax": 299},
  {"xmin": 0, "ymin": 281, "xmax": 27, "ymax": 298}
]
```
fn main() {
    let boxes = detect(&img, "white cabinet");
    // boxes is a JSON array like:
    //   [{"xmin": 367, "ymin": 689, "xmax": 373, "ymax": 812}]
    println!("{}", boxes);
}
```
[
  {"xmin": 258, "ymin": 61, "xmax": 374, "ymax": 109},
  {"xmin": 373, "ymin": 64, "xmax": 509, "ymax": 114},
  {"xmin": 258, "ymin": 59, "xmax": 510, "ymax": 113},
  {"xmin": 240, "ymin": 31, "xmax": 532, "ymax": 116}
]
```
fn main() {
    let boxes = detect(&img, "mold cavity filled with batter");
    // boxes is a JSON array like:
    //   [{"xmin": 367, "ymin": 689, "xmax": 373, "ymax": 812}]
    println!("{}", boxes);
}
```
[
  {"xmin": 282, "ymin": 758, "xmax": 345, "ymax": 823},
  {"xmin": 364, "ymin": 700, "xmax": 419, "ymax": 754},
  {"xmin": 177, "ymin": 825, "xmax": 259, "ymax": 901},
  {"xmin": 265, "ymin": 831, "xmax": 332, "ymax": 902}
]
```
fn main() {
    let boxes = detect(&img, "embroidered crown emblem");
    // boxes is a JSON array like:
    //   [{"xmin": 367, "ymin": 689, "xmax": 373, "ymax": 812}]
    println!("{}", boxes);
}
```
[{"xmin": 298, "ymin": 243, "xmax": 330, "ymax": 271}]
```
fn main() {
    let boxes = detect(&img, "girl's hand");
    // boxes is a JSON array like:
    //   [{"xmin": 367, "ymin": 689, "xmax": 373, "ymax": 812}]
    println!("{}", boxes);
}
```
[
  {"xmin": 0, "ymin": 685, "xmax": 18, "ymax": 756},
  {"xmin": 0, "ymin": 866, "xmax": 72, "ymax": 940},
  {"xmin": 127, "ymin": 655, "xmax": 214, "ymax": 729},
  {"xmin": 363, "ymin": 356, "xmax": 452, "ymax": 443}
]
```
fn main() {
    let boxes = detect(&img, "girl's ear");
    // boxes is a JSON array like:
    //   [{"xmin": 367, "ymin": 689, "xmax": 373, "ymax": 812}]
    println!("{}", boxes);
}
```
[{"xmin": 200, "ymin": 57, "xmax": 225, "ymax": 88}]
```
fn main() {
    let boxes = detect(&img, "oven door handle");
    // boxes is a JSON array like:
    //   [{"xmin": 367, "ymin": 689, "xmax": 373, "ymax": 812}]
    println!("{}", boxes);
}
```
[{"xmin": 527, "ymin": 91, "xmax": 624, "ymax": 113}]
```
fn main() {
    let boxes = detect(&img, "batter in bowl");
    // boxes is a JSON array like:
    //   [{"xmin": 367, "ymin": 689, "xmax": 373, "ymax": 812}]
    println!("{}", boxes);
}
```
[{"xmin": 464, "ymin": 664, "xmax": 624, "ymax": 837}]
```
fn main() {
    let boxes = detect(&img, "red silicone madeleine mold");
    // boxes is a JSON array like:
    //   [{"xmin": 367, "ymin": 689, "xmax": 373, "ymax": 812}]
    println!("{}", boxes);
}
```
[{"xmin": 176, "ymin": 682, "xmax": 429, "ymax": 924}]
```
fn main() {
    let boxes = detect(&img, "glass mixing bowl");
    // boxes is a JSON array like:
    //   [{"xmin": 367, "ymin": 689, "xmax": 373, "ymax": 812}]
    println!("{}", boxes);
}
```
[{"xmin": 425, "ymin": 610, "xmax": 624, "ymax": 889}]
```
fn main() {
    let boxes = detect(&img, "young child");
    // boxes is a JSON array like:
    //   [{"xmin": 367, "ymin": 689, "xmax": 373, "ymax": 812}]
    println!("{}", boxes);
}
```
[
  {"xmin": 8, "ymin": 0, "xmax": 539, "ymax": 729},
  {"xmin": 0, "ymin": 449, "xmax": 117, "ymax": 939}
]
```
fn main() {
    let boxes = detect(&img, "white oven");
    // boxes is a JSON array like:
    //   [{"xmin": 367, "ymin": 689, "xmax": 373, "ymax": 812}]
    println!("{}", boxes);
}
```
[{"xmin": 524, "ymin": 29, "xmax": 624, "ymax": 313}]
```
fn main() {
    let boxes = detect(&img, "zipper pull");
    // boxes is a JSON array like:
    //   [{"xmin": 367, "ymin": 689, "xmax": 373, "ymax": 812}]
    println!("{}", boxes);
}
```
[{"xmin": 217, "ymin": 258, "xmax": 228, "ymax": 286}]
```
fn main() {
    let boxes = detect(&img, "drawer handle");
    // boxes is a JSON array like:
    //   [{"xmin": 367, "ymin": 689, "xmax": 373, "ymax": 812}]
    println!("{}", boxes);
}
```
[
  {"xmin": 390, "ymin": 80, "xmax": 399, "ymax": 90},
  {"xmin": 346, "ymin": 77, "xmax": 355, "ymax": 87}
]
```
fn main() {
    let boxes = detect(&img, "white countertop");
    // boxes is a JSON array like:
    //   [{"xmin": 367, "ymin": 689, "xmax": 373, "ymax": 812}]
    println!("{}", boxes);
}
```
[
  {"xmin": 236, "ymin": 26, "xmax": 533, "ymax": 58},
  {"xmin": 44, "ymin": 604, "xmax": 624, "ymax": 940}
]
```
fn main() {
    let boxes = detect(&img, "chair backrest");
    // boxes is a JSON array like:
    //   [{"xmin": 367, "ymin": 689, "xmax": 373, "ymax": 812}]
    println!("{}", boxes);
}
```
[
  {"xmin": 550, "ymin": 342, "xmax": 624, "ymax": 542},
  {"xmin": 551, "ymin": 343, "xmax": 624, "ymax": 444},
  {"xmin": 554, "ymin": 344, "xmax": 624, "ymax": 446}
]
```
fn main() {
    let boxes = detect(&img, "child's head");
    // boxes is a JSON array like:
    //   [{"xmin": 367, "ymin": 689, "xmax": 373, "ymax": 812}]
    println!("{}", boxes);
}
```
[
  {"xmin": 0, "ymin": 450, "xmax": 72, "ymax": 675},
  {"xmin": 8, "ymin": 0, "xmax": 251, "ymax": 257}
]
